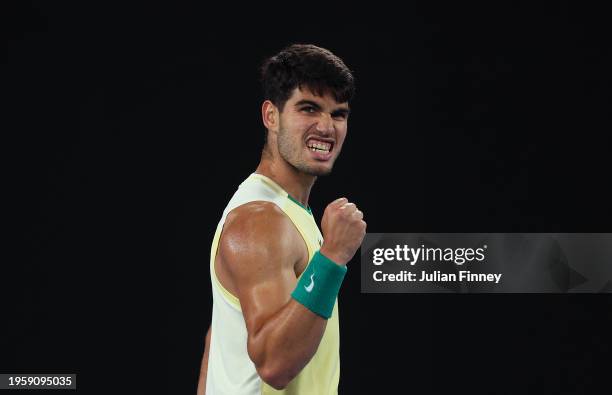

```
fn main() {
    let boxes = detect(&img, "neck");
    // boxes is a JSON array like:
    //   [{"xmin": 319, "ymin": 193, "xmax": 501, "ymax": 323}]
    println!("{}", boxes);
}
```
[{"xmin": 255, "ymin": 154, "xmax": 316, "ymax": 208}]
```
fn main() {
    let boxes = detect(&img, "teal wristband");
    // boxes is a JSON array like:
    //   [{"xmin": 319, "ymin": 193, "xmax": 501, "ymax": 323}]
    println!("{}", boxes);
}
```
[{"xmin": 291, "ymin": 250, "xmax": 347, "ymax": 319}]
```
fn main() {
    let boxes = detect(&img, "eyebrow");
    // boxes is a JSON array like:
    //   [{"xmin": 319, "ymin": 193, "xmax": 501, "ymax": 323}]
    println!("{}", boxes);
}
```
[{"xmin": 295, "ymin": 100, "xmax": 350, "ymax": 116}]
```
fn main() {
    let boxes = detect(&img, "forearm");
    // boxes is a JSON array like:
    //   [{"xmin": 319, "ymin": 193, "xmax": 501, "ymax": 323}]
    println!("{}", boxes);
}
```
[
  {"xmin": 249, "ymin": 299, "xmax": 327, "ymax": 389},
  {"xmin": 249, "ymin": 251, "xmax": 346, "ymax": 389},
  {"xmin": 196, "ymin": 326, "xmax": 212, "ymax": 395}
]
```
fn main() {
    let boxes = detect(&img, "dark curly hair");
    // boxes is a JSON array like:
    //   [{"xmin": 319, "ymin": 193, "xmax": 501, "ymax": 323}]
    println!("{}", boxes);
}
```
[{"xmin": 260, "ymin": 44, "xmax": 355, "ymax": 113}]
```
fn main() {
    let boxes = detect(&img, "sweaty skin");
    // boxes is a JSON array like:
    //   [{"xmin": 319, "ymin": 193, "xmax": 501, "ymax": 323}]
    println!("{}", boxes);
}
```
[
  {"xmin": 198, "ymin": 87, "xmax": 365, "ymax": 391},
  {"xmin": 216, "ymin": 201, "xmax": 325, "ymax": 389}
]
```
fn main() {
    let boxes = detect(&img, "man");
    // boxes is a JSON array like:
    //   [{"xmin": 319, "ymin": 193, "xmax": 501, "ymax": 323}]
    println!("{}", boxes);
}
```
[{"xmin": 197, "ymin": 44, "xmax": 365, "ymax": 395}]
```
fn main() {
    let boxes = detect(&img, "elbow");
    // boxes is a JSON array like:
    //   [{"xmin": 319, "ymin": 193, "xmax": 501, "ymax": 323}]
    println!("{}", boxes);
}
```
[
  {"xmin": 247, "ymin": 335, "xmax": 298, "ymax": 390},
  {"xmin": 257, "ymin": 366, "xmax": 292, "ymax": 390}
]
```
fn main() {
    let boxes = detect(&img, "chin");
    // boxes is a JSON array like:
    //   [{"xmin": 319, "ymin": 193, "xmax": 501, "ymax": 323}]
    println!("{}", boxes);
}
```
[
  {"xmin": 306, "ymin": 166, "xmax": 333, "ymax": 177},
  {"xmin": 291, "ymin": 158, "xmax": 335, "ymax": 176}
]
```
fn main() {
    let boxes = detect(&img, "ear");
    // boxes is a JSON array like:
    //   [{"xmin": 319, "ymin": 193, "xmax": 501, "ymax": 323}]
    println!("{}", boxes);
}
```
[{"xmin": 262, "ymin": 100, "xmax": 279, "ymax": 132}]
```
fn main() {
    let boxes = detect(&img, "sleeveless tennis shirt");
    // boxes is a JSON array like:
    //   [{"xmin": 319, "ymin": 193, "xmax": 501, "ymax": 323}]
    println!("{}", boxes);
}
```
[{"xmin": 206, "ymin": 173, "xmax": 340, "ymax": 395}]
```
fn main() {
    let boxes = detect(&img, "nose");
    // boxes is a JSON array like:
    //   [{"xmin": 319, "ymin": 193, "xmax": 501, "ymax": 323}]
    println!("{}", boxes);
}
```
[{"xmin": 315, "ymin": 113, "xmax": 334, "ymax": 135}]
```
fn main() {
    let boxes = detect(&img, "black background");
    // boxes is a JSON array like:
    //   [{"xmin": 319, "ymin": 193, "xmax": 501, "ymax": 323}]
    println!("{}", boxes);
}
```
[{"xmin": 3, "ymin": 2, "xmax": 611, "ymax": 394}]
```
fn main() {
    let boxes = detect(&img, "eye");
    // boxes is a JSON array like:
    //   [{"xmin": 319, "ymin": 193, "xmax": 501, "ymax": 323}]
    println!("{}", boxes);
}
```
[
  {"xmin": 332, "ymin": 112, "xmax": 349, "ymax": 120},
  {"xmin": 301, "ymin": 106, "xmax": 316, "ymax": 113}
]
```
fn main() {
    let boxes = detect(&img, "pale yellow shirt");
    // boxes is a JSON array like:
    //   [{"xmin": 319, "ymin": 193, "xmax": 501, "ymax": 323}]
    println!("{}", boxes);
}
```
[{"xmin": 206, "ymin": 173, "xmax": 340, "ymax": 395}]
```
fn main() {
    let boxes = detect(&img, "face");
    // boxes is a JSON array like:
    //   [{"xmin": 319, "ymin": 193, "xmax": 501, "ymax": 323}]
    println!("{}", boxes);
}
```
[{"xmin": 274, "ymin": 87, "xmax": 350, "ymax": 176}]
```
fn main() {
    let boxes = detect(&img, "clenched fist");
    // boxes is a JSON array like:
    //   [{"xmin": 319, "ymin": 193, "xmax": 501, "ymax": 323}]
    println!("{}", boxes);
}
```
[{"xmin": 319, "ymin": 197, "xmax": 367, "ymax": 266}]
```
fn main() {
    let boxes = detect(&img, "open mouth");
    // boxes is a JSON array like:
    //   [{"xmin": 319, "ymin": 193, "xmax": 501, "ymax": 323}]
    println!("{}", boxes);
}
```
[{"xmin": 306, "ymin": 138, "xmax": 334, "ymax": 154}]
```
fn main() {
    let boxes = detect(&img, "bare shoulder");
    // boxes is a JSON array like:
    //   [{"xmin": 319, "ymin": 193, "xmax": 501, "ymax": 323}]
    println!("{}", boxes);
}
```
[{"xmin": 219, "ymin": 201, "xmax": 304, "ymax": 275}]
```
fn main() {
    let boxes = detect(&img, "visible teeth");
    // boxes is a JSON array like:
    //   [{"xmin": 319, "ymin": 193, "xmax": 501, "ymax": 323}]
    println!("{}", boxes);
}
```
[
  {"xmin": 307, "ymin": 141, "xmax": 331, "ymax": 152},
  {"xmin": 310, "ymin": 146, "xmax": 329, "ymax": 152}
]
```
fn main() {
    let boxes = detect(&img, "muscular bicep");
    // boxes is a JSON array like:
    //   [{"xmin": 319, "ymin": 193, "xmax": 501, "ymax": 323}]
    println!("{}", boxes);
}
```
[{"xmin": 218, "ymin": 202, "xmax": 306, "ymax": 338}]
